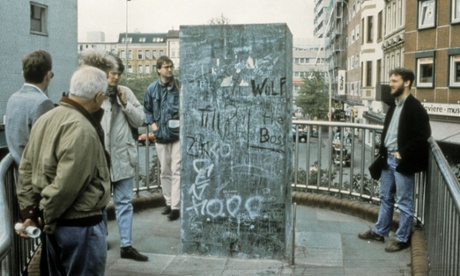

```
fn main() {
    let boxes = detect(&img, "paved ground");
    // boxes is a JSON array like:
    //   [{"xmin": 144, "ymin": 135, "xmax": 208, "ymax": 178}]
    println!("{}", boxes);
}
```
[{"xmin": 105, "ymin": 204, "xmax": 411, "ymax": 276}]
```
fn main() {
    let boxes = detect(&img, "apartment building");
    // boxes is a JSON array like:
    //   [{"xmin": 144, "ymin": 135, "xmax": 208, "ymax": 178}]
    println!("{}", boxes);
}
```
[
  {"xmin": 405, "ymin": 0, "xmax": 460, "ymax": 144},
  {"xmin": 117, "ymin": 32, "xmax": 168, "ymax": 74},
  {"xmin": 0, "ymin": 1, "xmax": 78, "ymax": 156}
]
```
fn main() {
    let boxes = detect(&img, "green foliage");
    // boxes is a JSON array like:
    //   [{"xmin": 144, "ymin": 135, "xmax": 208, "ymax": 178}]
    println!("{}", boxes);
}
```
[
  {"xmin": 138, "ymin": 154, "xmax": 160, "ymax": 187},
  {"xmin": 294, "ymin": 70, "xmax": 329, "ymax": 119},
  {"xmin": 208, "ymin": 14, "xmax": 231, "ymax": 25},
  {"xmin": 344, "ymin": 173, "xmax": 380, "ymax": 197},
  {"xmin": 119, "ymin": 73, "xmax": 158, "ymax": 104},
  {"xmin": 292, "ymin": 163, "xmax": 337, "ymax": 186},
  {"xmin": 119, "ymin": 69, "xmax": 180, "ymax": 104}
]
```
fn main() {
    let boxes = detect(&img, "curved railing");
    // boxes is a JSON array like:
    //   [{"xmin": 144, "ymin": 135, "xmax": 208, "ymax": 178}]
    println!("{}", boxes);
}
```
[{"xmin": 1, "ymin": 121, "xmax": 459, "ymax": 275}]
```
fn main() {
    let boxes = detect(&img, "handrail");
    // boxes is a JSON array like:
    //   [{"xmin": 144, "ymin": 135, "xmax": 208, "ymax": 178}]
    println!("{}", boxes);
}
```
[
  {"xmin": 429, "ymin": 137, "xmax": 460, "ymax": 212},
  {"xmin": 2, "ymin": 121, "xmax": 459, "ymax": 274},
  {"xmin": 0, "ymin": 154, "xmax": 13, "ymax": 260}
]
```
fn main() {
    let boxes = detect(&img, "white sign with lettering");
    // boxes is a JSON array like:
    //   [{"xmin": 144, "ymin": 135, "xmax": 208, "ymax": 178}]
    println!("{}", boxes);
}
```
[{"xmin": 422, "ymin": 103, "xmax": 460, "ymax": 117}]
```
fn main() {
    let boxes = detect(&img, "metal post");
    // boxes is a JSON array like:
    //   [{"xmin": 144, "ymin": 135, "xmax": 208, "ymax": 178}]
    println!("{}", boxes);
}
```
[
  {"xmin": 291, "ymin": 202, "xmax": 297, "ymax": 265},
  {"xmin": 125, "ymin": 0, "xmax": 130, "ymax": 79}
]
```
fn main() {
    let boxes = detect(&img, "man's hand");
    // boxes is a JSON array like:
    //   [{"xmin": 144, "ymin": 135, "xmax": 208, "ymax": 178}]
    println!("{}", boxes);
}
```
[
  {"xmin": 16, "ymin": 218, "xmax": 42, "ymax": 238},
  {"xmin": 118, "ymin": 87, "xmax": 127, "ymax": 106},
  {"xmin": 392, "ymin": 151, "xmax": 401, "ymax": 159},
  {"xmin": 151, "ymin": 123, "xmax": 158, "ymax": 131}
]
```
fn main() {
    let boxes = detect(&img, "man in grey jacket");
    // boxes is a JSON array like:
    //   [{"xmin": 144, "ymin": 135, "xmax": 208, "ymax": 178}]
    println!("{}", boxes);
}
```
[
  {"xmin": 5, "ymin": 49, "xmax": 55, "ymax": 165},
  {"xmin": 5, "ymin": 49, "xmax": 55, "ymax": 276},
  {"xmin": 79, "ymin": 50, "xmax": 148, "ymax": 261}
]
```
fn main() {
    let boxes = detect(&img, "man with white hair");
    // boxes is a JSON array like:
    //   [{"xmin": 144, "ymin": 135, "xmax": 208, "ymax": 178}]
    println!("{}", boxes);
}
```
[{"xmin": 16, "ymin": 66, "xmax": 111, "ymax": 275}]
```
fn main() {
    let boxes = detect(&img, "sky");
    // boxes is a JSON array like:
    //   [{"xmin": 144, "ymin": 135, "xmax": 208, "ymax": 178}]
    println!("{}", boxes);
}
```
[{"xmin": 78, "ymin": 0, "xmax": 316, "ymax": 45}]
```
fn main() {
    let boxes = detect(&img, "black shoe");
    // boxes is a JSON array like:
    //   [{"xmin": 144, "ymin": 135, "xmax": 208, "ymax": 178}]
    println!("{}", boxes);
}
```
[
  {"xmin": 161, "ymin": 206, "xmax": 171, "ymax": 215},
  {"xmin": 358, "ymin": 229, "xmax": 384, "ymax": 242},
  {"xmin": 167, "ymin": 209, "xmax": 180, "ymax": 221},
  {"xmin": 385, "ymin": 240, "xmax": 409, "ymax": 252},
  {"xmin": 120, "ymin": 246, "xmax": 149, "ymax": 261}
]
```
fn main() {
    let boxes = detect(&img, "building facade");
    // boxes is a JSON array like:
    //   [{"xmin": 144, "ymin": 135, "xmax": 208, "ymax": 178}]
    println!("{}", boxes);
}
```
[
  {"xmin": 405, "ymin": 0, "xmax": 460, "ymax": 144},
  {"xmin": 0, "ymin": 0, "xmax": 78, "ymax": 122}
]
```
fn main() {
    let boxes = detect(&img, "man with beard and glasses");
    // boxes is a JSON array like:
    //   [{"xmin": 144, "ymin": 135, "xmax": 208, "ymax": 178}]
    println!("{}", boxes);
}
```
[{"xmin": 358, "ymin": 67, "xmax": 431, "ymax": 252}]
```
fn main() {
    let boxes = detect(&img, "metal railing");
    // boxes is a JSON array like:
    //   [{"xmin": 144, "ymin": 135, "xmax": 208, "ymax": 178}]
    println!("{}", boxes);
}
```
[
  {"xmin": 1, "ymin": 121, "xmax": 459, "ymax": 275},
  {"xmin": 0, "ymin": 155, "xmax": 40, "ymax": 276},
  {"xmin": 291, "ymin": 120, "xmax": 383, "ymax": 202},
  {"xmin": 423, "ymin": 137, "xmax": 460, "ymax": 275}
]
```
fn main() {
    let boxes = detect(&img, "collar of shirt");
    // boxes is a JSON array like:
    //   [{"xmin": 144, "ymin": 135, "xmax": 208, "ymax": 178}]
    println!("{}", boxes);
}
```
[
  {"xmin": 395, "ymin": 95, "xmax": 408, "ymax": 106},
  {"xmin": 24, "ymin": 83, "xmax": 47, "ymax": 98}
]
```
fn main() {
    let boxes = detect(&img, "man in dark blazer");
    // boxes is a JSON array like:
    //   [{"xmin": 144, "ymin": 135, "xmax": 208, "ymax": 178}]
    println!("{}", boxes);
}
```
[
  {"xmin": 5, "ymin": 49, "xmax": 55, "ymax": 165},
  {"xmin": 358, "ymin": 68, "xmax": 431, "ymax": 252}
]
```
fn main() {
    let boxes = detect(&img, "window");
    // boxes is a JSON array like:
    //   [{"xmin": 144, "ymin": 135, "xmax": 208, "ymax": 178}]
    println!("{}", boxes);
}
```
[
  {"xmin": 160, "ymin": 50, "xmax": 164, "ymax": 56},
  {"xmin": 128, "ymin": 50, "xmax": 132, "ymax": 60},
  {"xmin": 449, "ymin": 55, "xmax": 460, "ymax": 87},
  {"xmin": 145, "ymin": 50, "xmax": 150, "ymax": 60},
  {"xmin": 30, "ymin": 3, "xmax": 47, "ymax": 35},
  {"xmin": 367, "ymin": 16, "xmax": 374, "ymax": 43},
  {"xmin": 127, "ymin": 64, "xmax": 132, "ymax": 73},
  {"xmin": 377, "ymin": 11, "xmax": 382, "ymax": 41},
  {"xmin": 452, "ymin": 0, "xmax": 460, "ymax": 23},
  {"xmin": 139, "ymin": 37, "xmax": 146, "ymax": 43},
  {"xmin": 152, "ymin": 50, "xmax": 157, "ymax": 58},
  {"xmin": 418, "ymin": 0, "xmax": 436, "ymax": 29},
  {"xmin": 366, "ymin": 61, "xmax": 372, "ymax": 86},
  {"xmin": 138, "ymin": 65, "xmax": 143, "ymax": 74},
  {"xmin": 120, "ymin": 50, "xmax": 126, "ymax": 59},
  {"xmin": 417, "ymin": 57, "xmax": 434, "ymax": 87},
  {"xmin": 145, "ymin": 65, "xmax": 151, "ymax": 74},
  {"xmin": 138, "ymin": 50, "xmax": 143, "ymax": 59}
]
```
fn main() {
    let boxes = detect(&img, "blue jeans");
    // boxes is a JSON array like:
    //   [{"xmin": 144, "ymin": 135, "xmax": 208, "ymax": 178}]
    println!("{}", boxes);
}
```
[
  {"xmin": 373, "ymin": 154, "xmax": 415, "ymax": 243},
  {"xmin": 113, "ymin": 177, "xmax": 134, "ymax": 247},
  {"xmin": 46, "ymin": 221, "xmax": 107, "ymax": 276}
]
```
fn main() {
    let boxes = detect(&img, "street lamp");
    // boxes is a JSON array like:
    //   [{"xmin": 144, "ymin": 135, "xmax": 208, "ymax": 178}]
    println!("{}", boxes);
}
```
[{"xmin": 125, "ymin": 0, "xmax": 131, "ymax": 79}]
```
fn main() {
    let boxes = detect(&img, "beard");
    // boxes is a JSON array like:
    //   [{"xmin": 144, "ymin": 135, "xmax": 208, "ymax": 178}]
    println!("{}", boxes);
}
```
[{"xmin": 391, "ymin": 84, "xmax": 404, "ymax": 98}]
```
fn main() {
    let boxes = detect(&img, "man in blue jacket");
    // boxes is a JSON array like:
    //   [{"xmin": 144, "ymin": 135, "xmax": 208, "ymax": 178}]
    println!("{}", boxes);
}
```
[
  {"xmin": 144, "ymin": 56, "xmax": 181, "ymax": 221},
  {"xmin": 358, "ymin": 68, "xmax": 431, "ymax": 252}
]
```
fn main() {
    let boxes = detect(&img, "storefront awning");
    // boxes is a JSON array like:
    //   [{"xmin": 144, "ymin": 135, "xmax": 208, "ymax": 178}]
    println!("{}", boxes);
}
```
[{"xmin": 430, "ymin": 121, "xmax": 460, "ymax": 145}]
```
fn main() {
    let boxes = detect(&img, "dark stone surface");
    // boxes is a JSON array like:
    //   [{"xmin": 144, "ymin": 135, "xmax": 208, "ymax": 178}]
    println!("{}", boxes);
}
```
[{"xmin": 179, "ymin": 24, "xmax": 293, "ymax": 259}]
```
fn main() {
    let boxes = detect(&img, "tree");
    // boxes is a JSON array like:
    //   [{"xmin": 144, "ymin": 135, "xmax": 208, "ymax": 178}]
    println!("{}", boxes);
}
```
[
  {"xmin": 119, "ymin": 74, "xmax": 158, "ymax": 104},
  {"xmin": 119, "ymin": 68, "xmax": 180, "ymax": 104},
  {"xmin": 208, "ymin": 14, "xmax": 230, "ymax": 25},
  {"xmin": 294, "ymin": 70, "xmax": 329, "ymax": 120}
]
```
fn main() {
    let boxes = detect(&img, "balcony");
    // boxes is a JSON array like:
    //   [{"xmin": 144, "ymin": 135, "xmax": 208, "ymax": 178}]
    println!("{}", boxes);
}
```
[{"xmin": 1, "ymin": 121, "xmax": 459, "ymax": 275}]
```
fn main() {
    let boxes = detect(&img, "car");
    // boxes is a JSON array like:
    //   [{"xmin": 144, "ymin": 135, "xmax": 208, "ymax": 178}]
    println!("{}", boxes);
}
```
[
  {"xmin": 138, "ymin": 132, "xmax": 155, "ymax": 146},
  {"xmin": 332, "ymin": 131, "xmax": 352, "ymax": 166},
  {"xmin": 292, "ymin": 128, "xmax": 308, "ymax": 143}
]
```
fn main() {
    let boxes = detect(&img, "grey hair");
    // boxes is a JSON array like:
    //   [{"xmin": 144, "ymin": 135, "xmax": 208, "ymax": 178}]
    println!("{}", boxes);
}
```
[
  {"xmin": 78, "ymin": 49, "xmax": 118, "ymax": 73},
  {"xmin": 69, "ymin": 66, "xmax": 108, "ymax": 100}
]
